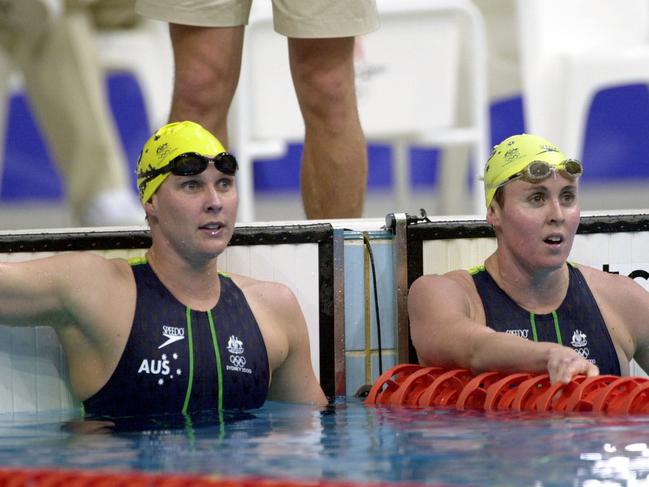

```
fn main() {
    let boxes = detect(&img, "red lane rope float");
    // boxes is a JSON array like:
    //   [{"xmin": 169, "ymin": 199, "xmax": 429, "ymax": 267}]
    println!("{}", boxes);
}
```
[
  {"xmin": 365, "ymin": 364, "xmax": 649, "ymax": 415},
  {"xmin": 0, "ymin": 468, "xmax": 461, "ymax": 487},
  {"xmin": 564, "ymin": 375, "xmax": 620, "ymax": 412},
  {"xmin": 510, "ymin": 374, "xmax": 551, "ymax": 412},
  {"xmin": 456, "ymin": 371, "xmax": 505, "ymax": 411},
  {"xmin": 591, "ymin": 376, "xmax": 647, "ymax": 414},
  {"xmin": 416, "ymin": 369, "xmax": 474, "ymax": 408},
  {"xmin": 483, "ymin": 373, "xmax": 533, "ymax": 412},
  {"xmin": 615, "ymin": 380, "xmax": 649, "ymax": 414},
  {"xmin": 388, "ymin": 366, "xmax": 444, "ymax": 406},
  {"xmin": 533, "ymin": 374, "xmax": 586, "ymax": 413},
  {"xmin": 365, "ymin": 363, "xmax": 422, "ymax": 405}
]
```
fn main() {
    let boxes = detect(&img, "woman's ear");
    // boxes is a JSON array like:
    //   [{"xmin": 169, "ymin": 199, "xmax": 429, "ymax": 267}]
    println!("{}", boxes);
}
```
[
  {"xmin": 144, "ymin": 196, "xmax": 157, "ymax": 220},
  {"xmin": 486, "ymin": 201, "xmax": 499, "ymax": 227}
]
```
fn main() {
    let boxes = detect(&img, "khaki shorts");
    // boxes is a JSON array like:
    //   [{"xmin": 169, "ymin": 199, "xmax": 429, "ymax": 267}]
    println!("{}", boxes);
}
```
[{"xmin": 135, "ymin": 0, "xmax": 379, "ymax": 38}]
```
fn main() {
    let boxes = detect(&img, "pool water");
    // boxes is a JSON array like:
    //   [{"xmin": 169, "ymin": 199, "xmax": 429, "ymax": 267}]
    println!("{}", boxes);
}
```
[{"xmin": 0, "ymin": 398, "xmax": 648, "ymax": 486}]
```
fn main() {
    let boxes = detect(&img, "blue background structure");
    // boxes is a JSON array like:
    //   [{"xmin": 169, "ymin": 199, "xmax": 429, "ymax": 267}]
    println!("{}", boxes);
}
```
[{"xmin": 2, "ymin": 72, "xmax": 649, "ymax": 202}]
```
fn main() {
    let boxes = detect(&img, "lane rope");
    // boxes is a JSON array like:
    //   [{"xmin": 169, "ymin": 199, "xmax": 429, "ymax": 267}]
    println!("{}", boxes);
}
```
[
  {"xmin": 365, "ymin": 364, "xmax": 649, "ymax": 414},
  {"xmin": 0, "ymin": 468, "xmax": 458, "ymax": 487}
]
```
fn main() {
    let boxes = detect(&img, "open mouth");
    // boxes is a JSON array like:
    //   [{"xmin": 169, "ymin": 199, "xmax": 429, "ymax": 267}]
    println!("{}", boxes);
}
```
[
  {"xmin": 200, "ymin": 222, "xmax": 224, "ymax": 232},
  {"xmin": 544, "ymin": 235, "xmax": 563, "ymax": 245}
]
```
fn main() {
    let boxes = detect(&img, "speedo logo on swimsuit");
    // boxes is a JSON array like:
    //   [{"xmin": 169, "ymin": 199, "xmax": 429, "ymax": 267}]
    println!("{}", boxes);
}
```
[
  {"xmin": 505, "ymin": 329, "xmax": 529, "ymax": 339},
  {"xmin": 226, "ymin": 335, "xmax": 252, "ymax": 374},
  {"xmin": 158, "ymin": 325, "xmax": 185, "ymax": 349}
]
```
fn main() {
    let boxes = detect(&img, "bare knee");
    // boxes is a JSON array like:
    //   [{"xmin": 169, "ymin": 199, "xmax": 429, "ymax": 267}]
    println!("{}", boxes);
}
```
[
  {"xmin": 169, "ymin": 24, "xmax": 243, "ymax": 129},
  {"xmin": 299, "ymin": 72, "xmax": 357, "ymax": 128},
  {"xmin": 289, "ymin": 38, "xmax": 359, "ymax": 131},
  {"xmin": 173, "ymin": 64, "xmax": 235, "ymax": 114}
]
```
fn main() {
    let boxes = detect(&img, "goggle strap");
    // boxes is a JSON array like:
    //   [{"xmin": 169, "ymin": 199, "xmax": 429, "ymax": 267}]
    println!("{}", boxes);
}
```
[{"xmin": 137, "ymin": 165, "xmax": 169, "ymax": 180}]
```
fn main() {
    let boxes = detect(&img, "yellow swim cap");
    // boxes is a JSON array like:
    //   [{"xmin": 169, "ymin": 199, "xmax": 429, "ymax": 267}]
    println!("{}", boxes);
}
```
[
  {"xmin": 483, "ymin": 134, "xmax": 572, "ymax": 208},
  {"xmin": 136, "ymin": 121, "xmax": 227, "ymax": 203}
]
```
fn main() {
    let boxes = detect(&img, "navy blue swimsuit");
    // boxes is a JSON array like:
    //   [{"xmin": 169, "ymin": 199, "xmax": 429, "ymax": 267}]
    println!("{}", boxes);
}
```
[
  {"xmin": 83, "ymin": 260, "xmax": 270, "ymax": 417},
  {"xmin": 471, "ymin": 263, "xmax": 621, "ymax": 375}
]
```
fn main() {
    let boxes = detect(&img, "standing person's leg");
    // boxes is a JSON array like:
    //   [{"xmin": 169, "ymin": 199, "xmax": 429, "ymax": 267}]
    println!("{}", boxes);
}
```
[
  {"xmin": 275, "ymin": 0, "xmax": 378, "ymax": 219},
  {"xmin": 167, "ymin": 23, "xmax": 243, "ymax": 145},
  {"xmin": 17, "ymin": 1, "xmax": 144, "ymax": 226},
  {"xmin": 288, "ymin": 37, "xmax": 365, "ymax": 219},
  {"xmin": 135, "ymin": 0, "xmax": 251, "ymax": 146}
]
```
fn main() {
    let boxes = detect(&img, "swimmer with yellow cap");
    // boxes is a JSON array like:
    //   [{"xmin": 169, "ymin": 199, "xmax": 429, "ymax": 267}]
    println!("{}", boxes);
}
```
[
  {"xmin": 483, "ymin": 134, "xmax": 583, "ymax": 208},
  {"xmin": 405, "ymin": 133, "xmax": 649, "ymax": 389},
  {"xmin": 136, "ymin": 121, "xmax": 238, "ymax": 204}
]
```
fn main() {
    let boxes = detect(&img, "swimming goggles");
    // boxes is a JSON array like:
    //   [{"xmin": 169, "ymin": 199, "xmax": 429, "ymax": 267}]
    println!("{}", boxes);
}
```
[
  {"xmin": 489, "ymin": 159, "xmax": 583, "ymax": 189},
  {"xmin": 138, "ymin": 152, "xmax": 239, "ymax": 184}
]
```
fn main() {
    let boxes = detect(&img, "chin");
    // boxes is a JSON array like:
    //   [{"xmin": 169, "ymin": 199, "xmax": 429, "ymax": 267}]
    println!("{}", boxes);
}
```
[
  {"xmin": 193, "ymin": 240, "xmax": 227, "ymax": 257},
  {"xmin": 539, "ymin": 256, "xmax": 568, "ymax": 271}
]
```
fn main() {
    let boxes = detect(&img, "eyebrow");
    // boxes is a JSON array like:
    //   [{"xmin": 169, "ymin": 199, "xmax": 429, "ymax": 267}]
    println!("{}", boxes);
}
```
[{"xmin": 520, "ymin": 182, "xmax": 578, "ymax": 193}]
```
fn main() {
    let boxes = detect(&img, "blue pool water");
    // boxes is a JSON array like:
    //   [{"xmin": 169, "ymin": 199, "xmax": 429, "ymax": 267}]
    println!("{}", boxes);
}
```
[{"xmin": 1, "ymin": 398, "xmax": 649, "ymax": 486}]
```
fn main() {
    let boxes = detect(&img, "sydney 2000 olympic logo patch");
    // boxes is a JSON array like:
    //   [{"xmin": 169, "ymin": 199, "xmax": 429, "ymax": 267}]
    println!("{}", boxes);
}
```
[{"xmin": 226, "ymin": 335, "xmax": 252, "ymax": 374}]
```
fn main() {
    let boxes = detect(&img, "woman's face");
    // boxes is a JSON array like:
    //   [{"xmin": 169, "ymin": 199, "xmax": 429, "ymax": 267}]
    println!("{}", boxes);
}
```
[
  {"xmin": 488, "ymin": 172, "xmax": 580, "ymax": 271},
  {"xmin": 146, "ymin": 164, "xmax": 239, "ymax": 262}
]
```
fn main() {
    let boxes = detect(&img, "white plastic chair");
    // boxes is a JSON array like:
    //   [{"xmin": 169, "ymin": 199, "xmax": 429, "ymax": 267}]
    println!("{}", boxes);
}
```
[
  {"xmin": 229, "ymin": 0, "xmax": 490, "ymax": 222},
  {"xmin": 516, "ymin": 0, "xmax": 649, "ymax": 160}
]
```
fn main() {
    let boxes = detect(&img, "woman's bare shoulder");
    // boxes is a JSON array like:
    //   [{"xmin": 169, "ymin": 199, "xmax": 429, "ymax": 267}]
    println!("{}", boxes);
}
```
[
  {"xmin": 225, "ymin": 272, "xmax": 296, "ymax": 307},
  {"xmin": 411, "ymin": 268, "xmax": 475, "ymax": 295}
]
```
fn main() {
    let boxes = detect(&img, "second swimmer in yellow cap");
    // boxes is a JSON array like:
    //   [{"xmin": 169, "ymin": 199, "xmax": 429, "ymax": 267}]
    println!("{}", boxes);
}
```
[{"xmin": 409, "ymin": 133, "xmax": 649, "ymax": 388}]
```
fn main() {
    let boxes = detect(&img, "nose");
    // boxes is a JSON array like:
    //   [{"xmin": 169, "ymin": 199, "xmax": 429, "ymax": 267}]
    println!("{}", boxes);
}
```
[
  {"xmin": 204, "ymin": 185, "xmax": 223, "ymax": 213},
  {"xmin": 547, "ymin": 197, "xmax": 565, "ymax": 225}
]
